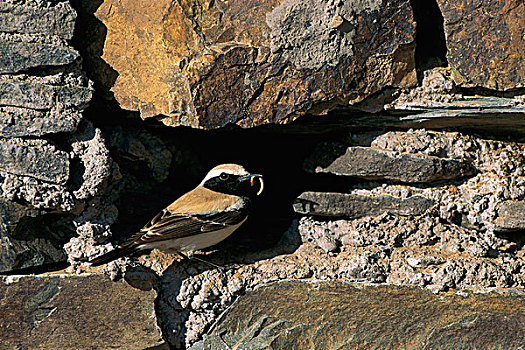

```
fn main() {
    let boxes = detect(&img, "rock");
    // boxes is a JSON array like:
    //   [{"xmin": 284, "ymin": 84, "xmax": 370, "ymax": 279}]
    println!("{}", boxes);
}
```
[
  {"xmin": 0, "ymin": 0, "xmax": 76, "ymax": 39},
  {"xmin": 386, "ymin": 68, "xmax": 525, "ymax": 121},
  {"xmin": 0, "ymin": 106, "xmax": 82, "ymax": 137},
  {"xmin": 293, "ymin": 191, "xmax": 435, "ymax": 218},
  {"xmin": 0, "ymin": 0, "xmax": 114, "ymax": 274},
  {"xmin": 190, "ymin": 281, "xmax": 525, "ymax": 349},
  {"xmin": 306, "ymin": 146, "xmax": 477, "ymax": 183},
  {"xmin": 0, "ymin": 40, "xmax": 79, "ymax": 74},
  {"xmin": 0, "ymin": 274, "xmax": 165, "ymax": 349},
  {"xmin": 93, "ymin": 0, "xmax": 416, "ymax": 128},
  {"xmin": 0, "ymin": 77, "xmax": 92, "ymax": 110},
  {"xmin": 436, "ymin": 0, "xmax": 525, "ymax": 90},
  {"xmin": 0, "ymin": 139, "xmax": 69, "ymax": 185},
  {"xmin": 495, "ymin": 201, "xmax": 525, "ymax": 232}
]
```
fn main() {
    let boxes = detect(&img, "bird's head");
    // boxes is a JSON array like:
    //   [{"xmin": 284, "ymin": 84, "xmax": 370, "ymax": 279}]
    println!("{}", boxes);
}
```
[{"xmin": 200, "ymin": 164, "xmax": 264, "ymax": 198}]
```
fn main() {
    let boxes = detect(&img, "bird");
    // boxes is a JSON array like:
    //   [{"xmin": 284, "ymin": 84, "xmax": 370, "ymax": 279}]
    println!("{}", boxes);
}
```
[{"xmin": 89, "ymin": 163, "xmax": 264, "ymax": 266}]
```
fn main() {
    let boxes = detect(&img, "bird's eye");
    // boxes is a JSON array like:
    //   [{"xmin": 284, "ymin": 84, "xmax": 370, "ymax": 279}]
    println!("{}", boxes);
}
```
[{"xmin": 219, "ymin": 173, "xmax": 229, "ymax": 180}]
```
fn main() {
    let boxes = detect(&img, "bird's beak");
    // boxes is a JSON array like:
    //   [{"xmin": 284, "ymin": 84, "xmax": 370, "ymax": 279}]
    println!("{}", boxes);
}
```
[{"xmin": 245, "ymin": 174, "xmax": 264, "ymax": 195}]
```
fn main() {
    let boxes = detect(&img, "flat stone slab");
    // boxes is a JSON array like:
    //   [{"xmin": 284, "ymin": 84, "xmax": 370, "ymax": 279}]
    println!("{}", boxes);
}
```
[
  {"xmin": 495, "ymin": 201, "xmax": 525, "ymax": 232},
  {"xmin": 0, "ymin": 80, "xmax": 92, "ymax": 110},
  {"xmin": 294, "ymin": 191, "xmax": 434, "ymax": 218},
  {"xmin": 0, "ymin": 274, "xmax": 165, "ymax": 349},
  {"xmin": 0, "ymin": 0, "xmax": 76, "ymax": 39},
  {"xmin": 0, "ymin": 139, "xmax": 69, "ymax": 184},
  {"xmin": 0, "ymin": 40, "xmax": 79, "ymax": 74},
  {"xmin": 190, "ymin": 281, "xmax": 525, "ymax": 349},
  {"xmin": 307, "ymin": 146, "xmax": 476, "ymax": 183},
  {"xmin": 0, "ymin": 106, "xmax": 81, "ymax": 137}
]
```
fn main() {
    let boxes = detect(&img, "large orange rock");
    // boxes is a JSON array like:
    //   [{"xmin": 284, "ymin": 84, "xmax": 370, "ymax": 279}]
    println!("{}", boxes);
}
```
[{"xmin": 95, "ymin": 0, "xmax": 417, "ymax": 128}]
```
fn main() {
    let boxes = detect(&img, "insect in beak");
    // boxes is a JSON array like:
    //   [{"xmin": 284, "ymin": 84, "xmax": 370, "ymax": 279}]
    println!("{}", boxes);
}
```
[{"xmin": 249, "ymin": 174, "xmax": 264, "ymax": 196}]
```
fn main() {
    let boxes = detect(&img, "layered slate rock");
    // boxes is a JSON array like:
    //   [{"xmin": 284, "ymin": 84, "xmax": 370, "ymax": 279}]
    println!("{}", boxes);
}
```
[
  {"xmin": 0, "ymin": 274, "xmax": 165, "ymax": 349},
  {"xmin": 306, "ymin": 145, "xmax": 476, "ymax": 183},
  {"xmin": 0, "ymin": 1, "xmax": 115, "ymax": 273},
  {"xmin": 0, "ymin": 139, "xmax": 69, "ymax": 184},
  {"xmin": 0, "ymin": 0, "xmax": 91, "ymax": 138},
  {"xmin": 294, "ymin": 192, "xmax": 434, "ymax": 218},
  {"xmin": 190, "ymin": 281, "xmax": 525, "ymax": 349},
  {"xmin": 436, "ymin": 0, "xmax": 525, "ymax": 90},
  {"xmin": 386, "ymin": 68, "xmax": 525, "ymax": 129},
  {"xmin": 0, "ymin": 1, "xmax": 76, "ymax": 38},
  {"xmin": 93, "ymin": 0, "xmax": 417, "ymax": 128}
]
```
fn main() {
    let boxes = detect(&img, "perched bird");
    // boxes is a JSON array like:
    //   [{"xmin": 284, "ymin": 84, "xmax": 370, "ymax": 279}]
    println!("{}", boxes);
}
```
[{"xmin": 90, "ymin": 164, "xmax": 264, "ymax": 266}]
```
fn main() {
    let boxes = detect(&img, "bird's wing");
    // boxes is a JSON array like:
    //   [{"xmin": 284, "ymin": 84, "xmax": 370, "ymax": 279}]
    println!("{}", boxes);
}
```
[{"xmin": 122, "ymin": 208, "xmax": 247, "ymax": 247}]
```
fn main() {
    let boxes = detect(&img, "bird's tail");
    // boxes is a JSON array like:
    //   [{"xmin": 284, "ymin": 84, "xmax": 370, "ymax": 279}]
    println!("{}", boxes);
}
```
[{"xmin": 89, "ymin": 245, "xmax": 139, "ymax": 266}]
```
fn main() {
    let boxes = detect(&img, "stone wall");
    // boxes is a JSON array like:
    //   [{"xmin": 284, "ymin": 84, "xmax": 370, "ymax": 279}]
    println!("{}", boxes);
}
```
[{"xmin": 1, "ymin": 0, "xmax": 525, "ymax": 349}]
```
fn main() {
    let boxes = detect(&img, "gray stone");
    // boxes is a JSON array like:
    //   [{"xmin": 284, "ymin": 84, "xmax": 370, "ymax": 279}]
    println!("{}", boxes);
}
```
[
  {"xmin": 0, "ymin": 106, "xmax": 81, "ymax": 137},
  {"xmin": 0, "ymin": 80, "xmax": 92, "ymax": 110},
  {"xmin": 0, "ymin": 139, "xmax": 69, "ymax": 184},
  {"xmin": 190, "ymin": 281, "xmax": 525, "ymax": 350},
  {"xmin": 495, "ymin": 201, "xmax": 525, "ymax": 232},
  {"xmin": 0, "ymin": 1, "xmax": 76, "ymax": 39},
  {"xmin": 307, "ymin": 146, "xmax": 477, "ymax": 183},
  {"xmin": 293, "ymin": 191, "xmax": 435, "ymax": 218},
  {"xmin": 0, "ymin": 274, "xmax": 166, "ymax": 349},
  {"xmin": 0, "ymin": 40, "xmax": 79, "ymax": 74}
]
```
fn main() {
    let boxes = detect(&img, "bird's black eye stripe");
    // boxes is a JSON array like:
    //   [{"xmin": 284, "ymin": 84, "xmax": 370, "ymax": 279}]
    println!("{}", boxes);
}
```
[{"xmin": 219, "ymin": 172, "xmax": 229, "ymax": 180}]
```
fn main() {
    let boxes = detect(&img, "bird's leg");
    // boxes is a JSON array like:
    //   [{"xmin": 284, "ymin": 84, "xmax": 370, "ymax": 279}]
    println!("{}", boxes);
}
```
[{"xmin": 178, "ymin": 251, "xmax": 224, "ymax": 270}]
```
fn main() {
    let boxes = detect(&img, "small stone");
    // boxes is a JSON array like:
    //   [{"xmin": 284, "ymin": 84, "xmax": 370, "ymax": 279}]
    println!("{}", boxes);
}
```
[{"xmin": 330, "ymin": 15, "xmax": 344, "ymax": 28}]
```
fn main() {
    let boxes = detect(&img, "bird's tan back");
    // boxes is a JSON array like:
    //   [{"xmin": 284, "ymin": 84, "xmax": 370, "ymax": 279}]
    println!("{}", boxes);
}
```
[{"xmin": 167, "ymin": 186, "xmax": 240, "ymax": 214}]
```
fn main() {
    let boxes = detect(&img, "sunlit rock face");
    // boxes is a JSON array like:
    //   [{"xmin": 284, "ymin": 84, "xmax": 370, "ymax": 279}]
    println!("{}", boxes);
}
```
[{"xmin": 95, "ymin": 0, "xmax": 417, "ymax": 128}]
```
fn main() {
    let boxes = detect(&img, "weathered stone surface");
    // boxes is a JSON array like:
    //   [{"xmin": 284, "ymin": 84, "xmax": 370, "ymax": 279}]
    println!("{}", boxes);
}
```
[
  {"xmin": 0, "ymin": 274, "xmax": 165, "ymax": 349},
  {"xmin": 294, "ymin": 191, "xmax": 434, "ymax": 218},
  {"xmin": 0, "ymin": 106, "xmax": 81, "ymax": 137},
  {"xmin": 94, "ymin": 0, "xmax": 416, "ymax": 128},
  {"xmin": 0, "ymin": 40, "xmax": 79, "ymax": 74},
  {"xmin": 436, "ymin": 0, "xmax": 525, "ymax": 90},
  {"xmin": 306, "ymin": 145, "xmax": 476, "ymax": 183},
  {"xmin": 0, "ymin": 0, "xmax": 76, "ymax": 39},
  {"xmin": 0, "ymin": 78, "xmax": 92, "ymax": 110},
  {"xmin": 0, "ymin": 121, "xmax": 114, "ymax": 271},
  {"xmin": 387, "ymin": 68, "xmax": 525, "ymax": 122},
  {"xmin": 495, "ymin": 201, "xmax": 525, "ymax": 232},
  {"xmin": 190, "ymin": 281, "xmax": 525, "ymax": 350},
  {"xmin": 0, "ymin": 139, "xmax": 69, "ymax": 184}
]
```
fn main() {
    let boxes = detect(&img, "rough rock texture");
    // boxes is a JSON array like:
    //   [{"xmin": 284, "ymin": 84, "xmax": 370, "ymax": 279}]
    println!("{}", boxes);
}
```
[
  {"xmin": 495, "ymin": 201, "xmax": 525, "ymax": 232},
  {"xmin": 94, "ymin": 0, "xmax": 417, "ymax": 128},
  {"xmin": 0, "ymin": 1, "xmax": 117, "ymax": 273},
  {"xmin": 0, "ymin": 274, "xmax": 165, "ymax": 349},
  {"xmin": 436, "ymin": 0, "xmax": 525, "ymax": 90},
  {"xmin": 2, "ymin": 0, "xmax": 525, "ymax": 349},
  {"xmin": 305, "ymin": 144, "xmax": 477, "ymax": 183},
  {"xmin": 294, "ymin": 191, "xmax": 435, "ymax": 218},
  {"xmin": 190, "ymin": 281, "xmax": 525, "ymax": 349},
  {"xmin": 386, "ymin": 67, "xmax": 525, "ymax": 124},
  {"xmin": 139, "ymin": 130, "xmax": 525, "ymax": 348}
]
